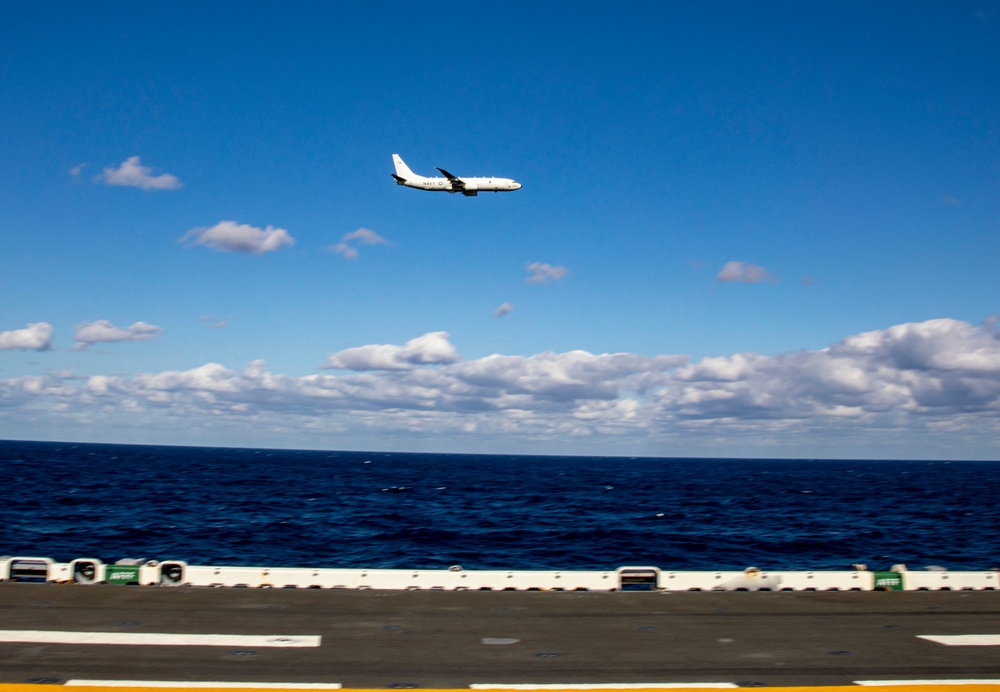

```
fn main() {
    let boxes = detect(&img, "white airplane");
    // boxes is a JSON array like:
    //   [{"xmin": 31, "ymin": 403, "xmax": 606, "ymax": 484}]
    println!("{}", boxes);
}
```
[{"xmin": 391, "ymin": 154, "xmax": 521, "ymax": 196}]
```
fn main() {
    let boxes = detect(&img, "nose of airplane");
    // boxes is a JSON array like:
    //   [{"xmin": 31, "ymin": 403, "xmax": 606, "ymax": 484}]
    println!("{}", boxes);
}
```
[{"xmin": 513, "ymin": 182, "xmax": 522, "ymax": 190}]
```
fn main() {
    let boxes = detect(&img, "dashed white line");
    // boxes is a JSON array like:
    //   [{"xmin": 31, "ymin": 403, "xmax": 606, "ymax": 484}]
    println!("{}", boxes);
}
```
[
  {"xmin": 470, "ymin": 685, "xmax": 739, "ymax": 689},
  {"xmin": 917, "ymin": 635, "xmax": 1000, "ymax": 646},
  {"xmin": 66, "ymin": 683, "xmax": 340, "ymax": 689},
  {"xmin": 0, "ymin": 630, "xmax": 320, "ymax": 647}
]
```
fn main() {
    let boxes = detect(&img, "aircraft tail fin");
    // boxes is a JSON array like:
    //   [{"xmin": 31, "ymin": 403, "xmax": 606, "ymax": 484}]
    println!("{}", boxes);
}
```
[{"xmin": 392, "ymin": 154, "xmax": 418, "ymax": 180}]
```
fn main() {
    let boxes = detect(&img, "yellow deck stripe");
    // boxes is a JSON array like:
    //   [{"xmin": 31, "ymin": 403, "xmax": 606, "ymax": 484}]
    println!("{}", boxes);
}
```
[
  {"xmin": 0, "ymin": 681, "xmax": 1000, "ymax": 692},
  {"xmin": 4, "ymin": 685, "xmax": 1000, "ymax": 692}
]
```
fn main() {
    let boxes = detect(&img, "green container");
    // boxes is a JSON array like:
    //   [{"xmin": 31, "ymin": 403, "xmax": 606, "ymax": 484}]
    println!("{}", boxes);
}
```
[
  {"xmin": 105, "ymin": 564, "xmax": 141, "ymax": 585},
  {"xmin": 873, "ymin": 571, "xmax": 904, "ymax": 591}
]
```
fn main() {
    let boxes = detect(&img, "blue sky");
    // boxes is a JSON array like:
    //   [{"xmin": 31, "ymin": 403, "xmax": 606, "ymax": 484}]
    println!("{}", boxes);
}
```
[{"xmin": 2, "ymin": 2, "xmax": 999, "ymax": 459}]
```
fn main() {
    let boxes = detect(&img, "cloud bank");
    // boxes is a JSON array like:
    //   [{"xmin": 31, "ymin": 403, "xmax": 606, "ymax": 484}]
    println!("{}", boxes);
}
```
[
  {"xmin": 74, "ymin": 320, "xmax": 164, "ymax": 350},
  {"xmin": 98, "ymin": 156, "xmax": 182, "ymax": 190},
  {"xmin": 182, "ymin": 221, "xmax": 294, "ymax": 255},
  {"xmin": 0, "ymin": 323, "xmax": 54, "ymax": 351},
  {"xmin": 3, "ymin": 318, "xmax": 999, "ymax": 458}
]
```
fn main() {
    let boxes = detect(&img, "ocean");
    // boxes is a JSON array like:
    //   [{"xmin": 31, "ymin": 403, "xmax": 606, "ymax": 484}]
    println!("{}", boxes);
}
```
[{"xmin": 2, "ymin": 439, "xmax": 998, "ymax": 572}]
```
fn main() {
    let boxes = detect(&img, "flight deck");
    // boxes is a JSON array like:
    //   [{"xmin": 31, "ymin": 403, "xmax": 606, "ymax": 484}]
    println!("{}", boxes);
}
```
[{"xmin": 1, "ymin": 583, "xmax": 999, "ymax": 689}]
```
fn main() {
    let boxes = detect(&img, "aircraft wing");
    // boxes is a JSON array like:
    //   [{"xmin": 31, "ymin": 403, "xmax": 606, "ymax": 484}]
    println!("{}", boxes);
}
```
[{"xmin": 436, "ymin": 167, "xmax": 466, "ymax": 189}]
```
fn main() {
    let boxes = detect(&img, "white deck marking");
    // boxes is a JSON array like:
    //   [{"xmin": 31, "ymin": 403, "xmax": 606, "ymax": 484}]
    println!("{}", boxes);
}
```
[
  {"xmin": 0, "ymin": 630, "xmax": 320, "ymax": 647},
  {"xmin": 917, "ymin": 635, "xmax": 1000, "ymax": 646},
  {"xmin": 470, "ymin": 685, "xmax": 739, "ymax": 689},
  {"xmin": 855, "ymin": 681, "xmax": 1000, "ymax": 686},
  {"xmin": 66, "ymin": 683, "xmax": 340, "ymax": 689}
]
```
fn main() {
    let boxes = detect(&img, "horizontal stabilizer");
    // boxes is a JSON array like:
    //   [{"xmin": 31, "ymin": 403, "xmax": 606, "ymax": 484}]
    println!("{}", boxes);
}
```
[{"xmin": 391, "ymin": 173, "xmax": 406, "ymax": 184}]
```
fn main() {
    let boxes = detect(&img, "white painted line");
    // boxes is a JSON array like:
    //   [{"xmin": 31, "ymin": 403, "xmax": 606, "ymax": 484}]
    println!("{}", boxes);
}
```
[
  {"xmin": 0, "ymin": 630, "xmax": 320, "ymax": 647},
  {"xmin": 470, "ymin": 685, "xmax": 739, "ymax": 690},
  {"xmin": 855, "ymin": 681, "xmax": 1000, "ymax": 686},
  {"xmin": 917, "ymin": 635, "xmax": 1000, "ymax": 646},
  {"xmin": 66, "ymin": 683, "xmax": 340, "ymax": 689}
]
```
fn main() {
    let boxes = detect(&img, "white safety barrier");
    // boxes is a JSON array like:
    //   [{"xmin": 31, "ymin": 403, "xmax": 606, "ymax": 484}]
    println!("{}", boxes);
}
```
[
  {"xmin": 659, "ymin": 571, "xmax": 758, "ymax": 591},
  {"xmin": 69, "ymin": 558, "xmax": 104, "ymax": 584},
  {"xmin": 766, "ymin": 570, "xmax": 871, "ymax": 591},
  {"xmin": 1, "ymin": 556, "xmax": 997, "ymax": 591},
  {"xmin": 656, "ymin": 569, "xmax": 868, "ymax": 591},
  {"xmin": 171, "ymin": 564, "xmax": 619, "ymax": 590},
  {"xmin": 899, "ymin": 570, "xmax": 999, "ymax": 591},
  {"xmin": 0, "ymin": 557, "xmax": 162, "ymax": 585},
  {"xmin": 0, "ymin": 557, "xmax": 56, "ymax": 582}
]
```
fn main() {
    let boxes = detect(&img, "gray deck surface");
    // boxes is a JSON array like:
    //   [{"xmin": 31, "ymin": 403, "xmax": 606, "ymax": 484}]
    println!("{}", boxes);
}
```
[{"xmin": 1, "ymin": 583, "xmax": 999, "ymax": 688}]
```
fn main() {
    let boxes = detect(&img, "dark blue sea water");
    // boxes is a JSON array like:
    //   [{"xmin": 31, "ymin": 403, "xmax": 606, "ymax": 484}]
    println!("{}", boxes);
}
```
[{"xmin": 2, "ymin": 439, "xmax": 998, "ymax": 572}]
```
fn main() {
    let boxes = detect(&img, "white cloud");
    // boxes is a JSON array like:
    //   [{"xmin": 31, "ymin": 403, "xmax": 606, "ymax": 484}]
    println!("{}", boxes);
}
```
[
  {"xmin": 69, "ymin": 163, "xmax": 87, "ymax": 178},
  {"xmin": 666, "ymin": 318, "xmax": 1000, "ymax": 421},
  {"xmin": 525, "ymin": 262, "xmax": 568, "ymax": 284},
  {"xmin": 717, "ymin": 261, "xmax": 778, "ymax": 284},
  {"xmin": 493, "ymin": 302, "xmax": 514, "ymax": 317},
  {"xmin": 444, "ymin": 350, "xmax": 683, "ymax": 407},
  {"xmin": 321, "ymin": 332, "xmax": 460, "ymax": 371},
  {"xmin": 97, "ymin": 156, "xmax": 182, "ymax": 190},
  {"xmin": 182, "ymin": 220, "xmax": 294, "ymax": 255},
  {"xmin": 200, "ymin": 315, "xmax": 228, "ymax": 329},
  {"xmin": 3, "ymin": 319, "xmax": 1000, "ymax": 458},
  {"xmin": 344, "ymin": 228, "xmax": 390, "ymax": 245},
  {"xmin": 331, "ymin": 243, "xmax": 358, "ymax": 260},
  {"xmin": 74, "ymin": 320, "xmax": 164, "ymax": 350},
  {"xmin": 328, "ymin": 228, "xmax": 392, "ymax": 260},
  {"xmin": 0, "ymin": 323, "xmax": 54, "ymax": 351}
]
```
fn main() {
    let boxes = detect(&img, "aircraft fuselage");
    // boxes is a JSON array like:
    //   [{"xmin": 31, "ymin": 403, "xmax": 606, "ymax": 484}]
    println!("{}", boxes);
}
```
[
  {"xmin": 392, "ymin": 154, "xmax": 521, "ymax": 196},
  {"xmin": 405, "ymin": 176, "xmax": 520, "ymax": 193}
]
